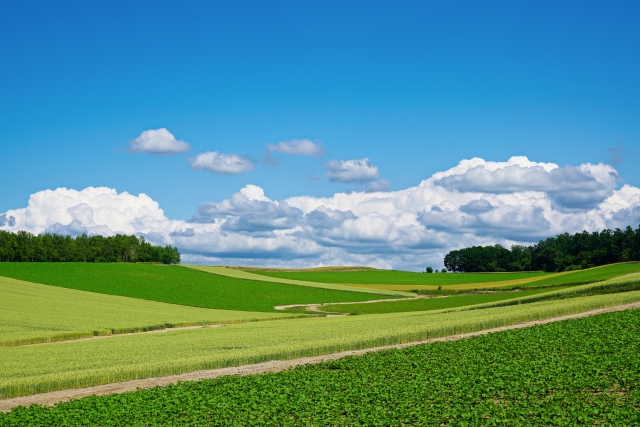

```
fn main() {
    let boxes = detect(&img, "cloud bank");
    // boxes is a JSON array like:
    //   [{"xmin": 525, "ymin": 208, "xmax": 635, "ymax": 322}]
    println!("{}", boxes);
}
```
[
  {"xmin": 3, "ymin": 156, "xmax": 640, "ymax": 270},
  {"xmin": 129, "ymin": 128, "xmax": 191, "ymax": 154}
]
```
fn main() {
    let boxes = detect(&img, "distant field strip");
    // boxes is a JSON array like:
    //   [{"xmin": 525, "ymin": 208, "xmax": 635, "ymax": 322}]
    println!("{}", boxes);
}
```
[
  {"xmin": 321, "ymin": 286, "xmax": 575, "ymax": 314},
  {"xmin": 0, "ymin": 276, "xmax": 299, "ymax": 347},
  {"xmin": 325, "ymin": 273, "xmax": 640, "ymax": 314},
  {"xmin": 187, "ymin": 265, "xmax": 415, "ymax": 297},
  {"xmin": 0, "ymin": 263, "xmax": 383, "ymax": 312},
  {"xmin": 2, "ymin": 290, "xmax": 640, "ymax": 399},
  {"xmin": 246, "ymin": 269, "xmax": 549, "ymax": 286},
  {"xmin": 448, "ymin": 273, "xmax": 640, "ymax": 313},
  {"xmin": 273, "ymin": 263, "xmax": 640, "ymax": 291}
]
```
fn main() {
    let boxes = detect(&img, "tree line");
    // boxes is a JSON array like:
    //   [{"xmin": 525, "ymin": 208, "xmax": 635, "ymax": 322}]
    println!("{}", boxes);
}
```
[
  {"xmin": 443, "ymin": 225, "xmax": 640, "ymax": 273},
  {"xmin": 0, "ymin": 230, "xmax": 181, "ymax": 264}
]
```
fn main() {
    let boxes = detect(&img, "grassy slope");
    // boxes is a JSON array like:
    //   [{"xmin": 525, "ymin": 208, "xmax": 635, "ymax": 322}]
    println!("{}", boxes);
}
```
[
  {"xmin": 324, "ymin": 273, "xmax": 640, "ymax": 314},
  {"xmin": 247, "ymin": 269, "xmax": 548, "ymax": 286},
  {"xmin": 249, "ymin": 262, "xmax": 640, "ymax": 291},
  {"xmin": 2, "ymin": 290, "xmax": 640, "ymax": 398},
  {"xmin": 0, "ymin": 276, "xmax": 299, "ymax": 347},
  {"xmin": 322, "ymin": 286, "xmax": 574, "ymax": 314},
  {"xmin": 4, "ymin": 309, "xmax": 640, "ymax": 425},
  {"xmin": 0, "ymin": 263, "xmax": 380, "ymax": 313},
  {"xmin": 186, "ymin": 265, "xmax": 414, "ymax": 297}
]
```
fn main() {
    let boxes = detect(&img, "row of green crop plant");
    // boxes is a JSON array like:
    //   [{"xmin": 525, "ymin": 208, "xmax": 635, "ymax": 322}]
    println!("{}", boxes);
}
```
[
  {"xmin": 0, "ymin": 231, "xmax": 180, "ymax": 264},
  {"xmin": 4, "ymin": 308, "xmax": 639, "ymax": 425},
  {"xmin": 247, "ymin": 268, "xmax": 547, "ymax": 285},
  {"xmin": 2, "ymin": 290, "xmax": 640, "ymax": 399},
  {"xmin": 446, "ymin": 273, "xmax": 640, "ymax": 313},
  {"xmin": 325, "ymin": 273, "xmax": 640, "ymax": 315},
  {"xmin": 321, "ymin": 285, "xmax": 575, "ymax": 315},
  {"xmin": 444, "ymin": 225, "xmax": 640, "ymax": 272}
]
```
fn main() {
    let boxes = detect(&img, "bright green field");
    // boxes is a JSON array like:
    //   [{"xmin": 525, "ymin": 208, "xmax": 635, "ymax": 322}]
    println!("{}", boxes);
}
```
[
  {"xmin": 0, "ymin": 263, "xmax": 380, "ymax": 312},
  {"xmin": 3, "ymin": 309, "xmax": 640, "ymax": 425},
  {"xmin": 186, "ymin": 265, "xmax": 414, "ymax": 297},
  {"xmin": 325, "ymin": 273, "xmax": 640, "ymax": 314},
  {"xmin": 2, "ymin": 290, "xmax": 640, "ymax": 399},
  {"xmin": 517, "ymin": 262, "xmax": 640, "ymax": 287},
  {"xmin": 248, "ymin": 262, "xmax": 640, "ymax": 289},
  {"xmin": 0, "ymin": 276, "xmax": 299, "ymax": 347},
  {"xmin": 322, "ymin": 286, "xmax": 574, "ymax": 314},
  {"xmin": 247, "ymin": 269, "xmax": 549, "ymax": 285}
]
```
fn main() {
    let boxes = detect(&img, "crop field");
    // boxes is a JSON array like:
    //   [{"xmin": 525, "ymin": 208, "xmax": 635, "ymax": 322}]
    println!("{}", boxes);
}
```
[
  {"xmin": 0, "ymin": 276, "xmax": 300, "ymax": 347},
  {"xmin": 323, "ymin": 273, "xmax": 640, "ymax": 314},
  {"xmin": 247, "ymin": 268, "xmax": 549, "ymax": 286},
  {"xmin": 322, "ymin": 286, "xmax": 574, "ymax": 314},
  {"xmin": 3, "ymin": 307, "xmax": 640, "ymax": 425},
  {"xmin": 186, "ymin": 265, "xmax": 414, "ymax": 296},
  {"xmin": 249, "ymin": 262, "xmax": 640, "ymax": 291},
  {"xmin": 2, "ymin": 290, "xmax": 640, "ymax": 399},
  {"xmin": 0, "ymin": 263, "xmax": 382, "ymax": 312}
]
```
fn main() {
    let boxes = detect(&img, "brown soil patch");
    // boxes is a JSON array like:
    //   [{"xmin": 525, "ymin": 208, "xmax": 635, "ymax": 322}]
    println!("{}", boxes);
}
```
[{"xmin": 2, "ymin": 301, "xmax": 639, "ymax": 413}]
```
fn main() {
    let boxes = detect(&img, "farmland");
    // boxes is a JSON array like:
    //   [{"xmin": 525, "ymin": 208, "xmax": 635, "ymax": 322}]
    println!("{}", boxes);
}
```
[
  {"xmin": 2, "ymin": 306, "xmax": 640, "ymax": 425},
  {"xmin": 186, "ymin": 265, "xmax": 414, "ymax": 296},
  {"xmin": 2, "ymin": 261, "xmax": 640, "ymax": 420},
  {"xmin": 322, "ymin": 285, "xmax": 573, "ymax": 314},
  {"xmin": 323, "ymin": 273, "xmax": 640, "ymax": 314},
  {"xmin": 248, "ymin": 262, "xmax": 640, "ymax": 291},
  {"xmin": 247, "ymin": 268, "xmax": 549, "ymax": 286},
  {"xmin": 0, "ymin": 263, "xmax": 383, "ymax": 312},
  {"xmin": 0, "ymin": 276, "xmax": 299, "ymax": 347},
  {"xmin": 1, "ymin": 290, "xmax": 640, "ymax": 399}
]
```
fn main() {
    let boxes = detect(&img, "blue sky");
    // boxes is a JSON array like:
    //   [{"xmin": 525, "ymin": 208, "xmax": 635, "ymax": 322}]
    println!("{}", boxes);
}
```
[{"xmin": 1, "ymin": 1, "xmax": 640, "ymax": 268}]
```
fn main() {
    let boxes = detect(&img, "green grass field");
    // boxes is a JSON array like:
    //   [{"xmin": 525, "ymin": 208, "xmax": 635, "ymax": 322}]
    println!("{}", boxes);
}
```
[
  {"xmin": 186, "ymin": 265, "xmax": 415, "ymax": 296},
  {"xmin": 324, "ymin": 273, "xmax": 640, "ymax": 315},
  {"xmin": 322, "ymin": 286, "xmax": 574, "ymax": 314},
  {"xmin": 4, "ymin": 308, "xmax": 639, "ymax": 425},
  {"xmin": 0, "ymin": 276, "xmax": 300, "ymax": 347},
  {"xmin": 2, "ymin": 290, "xmax": 640, "ymax": 399},
  {"xmin": 0, "ymin": 263, "xmax": 382, "ymax": 312},
  {"xmin": 248, "ymin": 262, "xmax": 640, "ymax": 291},
  {"xmin": 246, "ymin": 268, "xmax": 549, "ymax": 286},
  {"xmin": 515, "ymin": 262, "xmax": 640, "ymax": 287}
]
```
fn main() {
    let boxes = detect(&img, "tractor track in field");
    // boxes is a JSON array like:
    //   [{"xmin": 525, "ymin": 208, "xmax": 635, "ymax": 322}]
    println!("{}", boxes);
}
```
[{"xmin": 2, "ymin": 301, "xmax": 640, "ymax": 413}]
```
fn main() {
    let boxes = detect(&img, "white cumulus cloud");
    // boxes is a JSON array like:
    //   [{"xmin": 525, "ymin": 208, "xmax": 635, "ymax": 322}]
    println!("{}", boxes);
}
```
[
  {"xmin": 189, "ymin": 151, "xmax": 256, "ymax": 174},
  {"xmin": 267, "ymin": 139, "xmax": 324, "ymax": 157},
  {"xmin": 128, "ymin": 128, "xmax": 191, "ymax": 154},
  {"xmin": 3, "ymin": 156, "xmax": 640, "ymax": 270},
  {"xmin": 323, "ymin": 158, "xmax": 380, "ymax": 183}
]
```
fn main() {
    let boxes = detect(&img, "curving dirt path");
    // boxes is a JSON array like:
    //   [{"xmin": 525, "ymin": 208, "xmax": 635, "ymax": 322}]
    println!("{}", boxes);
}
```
[
  {"xmin": 274, "ymin": 295, "xmax": 431, "ymax": 313},
  {"xmin": 2, "ymin": 301, "xmax": 640, "ymax": 413}
]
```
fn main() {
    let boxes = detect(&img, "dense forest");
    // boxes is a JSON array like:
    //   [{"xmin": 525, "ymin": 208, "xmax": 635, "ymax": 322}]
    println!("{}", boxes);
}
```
[
  {"xmin": 443, "ymin": 225, "xmax": 640, "ymax": 273},
  {"xmin": 0, "ymin": 231, "xmax": 180, "ymax": 264}
]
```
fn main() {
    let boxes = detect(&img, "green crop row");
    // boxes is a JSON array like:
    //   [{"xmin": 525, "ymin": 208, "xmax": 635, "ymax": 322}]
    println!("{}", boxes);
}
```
[
  {"xmin": 185, "ymin": 265, "xmax": 414, "ymax": 297},
  {"xmin": 3, "ymin": 307, "xmax": 640, "ymax": 425},
  {"xmin": 321, "ymin": 285, "xmax": 575, "ymax": 314},
  {"xmin": 0, "ymin": 276, "xmax": 302, "ymax": 347},
  {"xmin": 2, "ymin": 290, "xmax": 640, "ymax": 399},
  {"xmin": 324, "ymin": 272, "xmax": 640, "ymax": 314},
  {"xmin": 0, "ymin": 263, "xmax": 378, "ymax": 312},
  {"xmin": 248, "ymin": 262, "xmax": 640, "ymax": 288},
  {"xmin": 448, "ymin": 272, "xmax": 640, "ymax": 313},
  {"xmin": 248, "ymin": 267, "xmax": 549, "ymax": 285}
]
